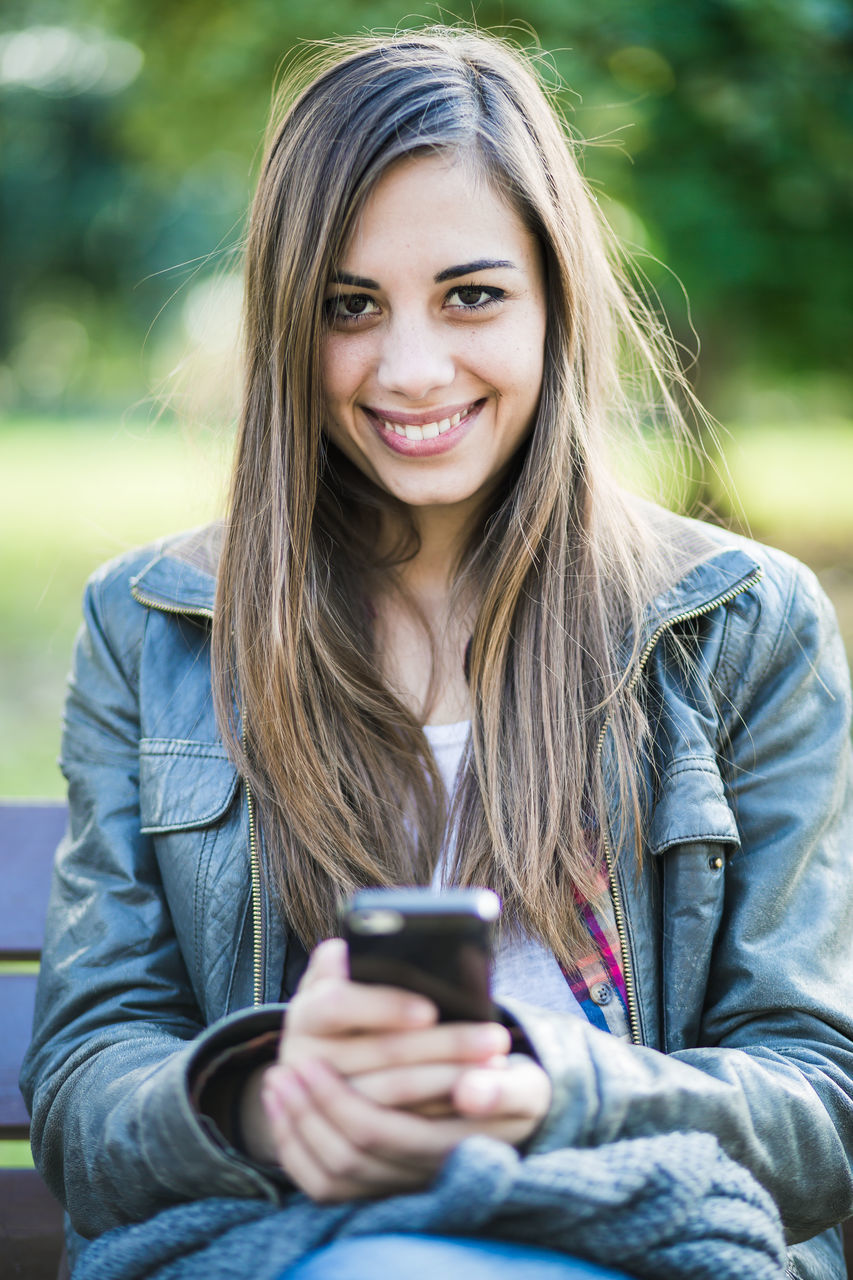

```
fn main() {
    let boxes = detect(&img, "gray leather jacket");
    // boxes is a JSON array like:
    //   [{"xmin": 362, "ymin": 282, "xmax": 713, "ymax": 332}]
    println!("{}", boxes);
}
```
[{"xmin": 20, "ymin": 515, "xmax": 853, "ymax": 1280}]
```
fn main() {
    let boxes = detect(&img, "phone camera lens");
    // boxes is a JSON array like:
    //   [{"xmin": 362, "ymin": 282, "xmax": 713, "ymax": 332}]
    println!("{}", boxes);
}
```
[{"xmin": 349, "ymin": 908, "xmax": 405, "ymax": 935}]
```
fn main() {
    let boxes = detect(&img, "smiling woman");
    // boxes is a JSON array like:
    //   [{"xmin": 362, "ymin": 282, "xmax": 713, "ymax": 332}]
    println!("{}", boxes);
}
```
[{"xmin": 20, "ymin": 25, "xmax": 853, "ymax": 1280}]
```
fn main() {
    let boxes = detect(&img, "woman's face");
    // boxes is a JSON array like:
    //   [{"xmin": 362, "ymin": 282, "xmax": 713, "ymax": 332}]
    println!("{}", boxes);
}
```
[{"xmin": 320, "ymin": 151, "xmax": 547, "ymax": 521}]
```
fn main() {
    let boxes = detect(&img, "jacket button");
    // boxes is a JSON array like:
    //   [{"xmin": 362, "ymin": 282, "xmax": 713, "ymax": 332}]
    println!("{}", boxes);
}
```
[
  {"xmin": 590, "ymin": 982, "xmax": 612, "ymax": 1006},
  {"xmin": 708, "ymin": 855, "xmax": 724, "ymax": 871}
]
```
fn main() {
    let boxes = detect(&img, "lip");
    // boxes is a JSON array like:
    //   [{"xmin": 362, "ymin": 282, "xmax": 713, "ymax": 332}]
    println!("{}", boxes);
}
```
[
  {"xmin": 363, "ymin": 399, "xmax": 485, "ymax": 458},
  {"xmin": 364, "ymin": 399, "xmax": 481, "ymax": 429}
]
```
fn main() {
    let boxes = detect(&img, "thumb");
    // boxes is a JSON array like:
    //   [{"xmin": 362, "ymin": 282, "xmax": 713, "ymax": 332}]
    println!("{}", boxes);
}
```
[{"xmin": 453, "ymin": 1055, "xmax": 552, "ymax": 1119}]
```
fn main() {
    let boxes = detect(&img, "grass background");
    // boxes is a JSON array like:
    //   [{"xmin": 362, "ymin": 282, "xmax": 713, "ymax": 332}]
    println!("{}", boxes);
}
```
[
  {"xmin": 2, "ymin": 418, "xmax": 232, "ymax": 794},
  {"xmin": 3, "ymin": 415, "xmax": 853, "ymax": 798}
]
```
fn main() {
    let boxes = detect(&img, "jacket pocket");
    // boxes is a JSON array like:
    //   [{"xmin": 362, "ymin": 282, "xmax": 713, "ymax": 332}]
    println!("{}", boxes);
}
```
[
  {"xmin": 138, "ymin": 739, "xmax": 240, "ymax": 834},
  {"xmin": 138, "ymin": 738, "xmax": 245, "ymax": 1018},
  {"xmin": 647, "ymin": 756, "xmax": 740, "ymax": 857},
  {"xmin": 651, "ymin": 757, "xmax": 740, "ymax": 1053}
]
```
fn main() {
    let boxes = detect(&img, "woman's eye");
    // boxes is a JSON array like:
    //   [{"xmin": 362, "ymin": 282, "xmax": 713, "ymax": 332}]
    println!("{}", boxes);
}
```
[
  {"xmin": 325, "ymin": 293, "xmax": 379, "ymax": 324},
  {"xmin": 447, "ymin": 285, "xmax": 504, "ymax": 311}
]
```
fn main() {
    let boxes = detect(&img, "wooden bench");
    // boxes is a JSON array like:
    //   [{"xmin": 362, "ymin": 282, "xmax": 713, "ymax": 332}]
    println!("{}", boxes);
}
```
[
  {"xmin": 1, "ymin": 801, "xmax": 68, "ymax": 1279},
  {"xmin": 2, "ymin": 799, "xmax": 852, "ymax": 1277}
]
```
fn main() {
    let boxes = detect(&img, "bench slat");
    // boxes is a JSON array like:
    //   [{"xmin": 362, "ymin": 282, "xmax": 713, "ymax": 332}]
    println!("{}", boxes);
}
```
[
  {"xmin": 0, "ymin": 803, "xmax": 67, "ymax": 958},
  {"xmin": 0, "ymin": 973, "xmax": 39, "ymax": 1130}
]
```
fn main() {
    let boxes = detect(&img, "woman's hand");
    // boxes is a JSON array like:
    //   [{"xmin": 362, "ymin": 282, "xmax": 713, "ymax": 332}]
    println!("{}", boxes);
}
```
[
  {"xmin": 278, "ymin": 937, "xmax": 509, "ymax": 1078},
  {"xmin": 251, "ymin": 937, "xmax": 551, "ymax": 1201}
]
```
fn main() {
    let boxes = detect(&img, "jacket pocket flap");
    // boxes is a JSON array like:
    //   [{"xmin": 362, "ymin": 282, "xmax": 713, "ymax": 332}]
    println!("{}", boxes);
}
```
[
  {"xmin": 647, "ymin": 759, "xmax": 740, "ymax": 856},
  {"xmin": 139, "ymin": 739, "xmax": 240, "ymax": 833}
]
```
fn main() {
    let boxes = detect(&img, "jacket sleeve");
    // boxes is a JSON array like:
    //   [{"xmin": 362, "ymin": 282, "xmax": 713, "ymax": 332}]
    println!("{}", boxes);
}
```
[
  {"xmin": 19, "ymin": 565, "xmax": 287, "ymax": 1239},
  {"xmin": 513, "ymin": 557, "xmax": 853, "ymax": 1243}
]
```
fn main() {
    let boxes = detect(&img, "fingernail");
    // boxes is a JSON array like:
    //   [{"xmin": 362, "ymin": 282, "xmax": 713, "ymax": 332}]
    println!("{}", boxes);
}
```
[{"xmin": 463, "ymin": 1071, "xmax": 500, "ymax": 1108}]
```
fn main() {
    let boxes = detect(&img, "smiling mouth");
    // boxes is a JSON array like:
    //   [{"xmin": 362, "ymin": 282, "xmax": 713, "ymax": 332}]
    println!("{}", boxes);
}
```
[{"xmin": 366, "ymin": 400, "xmax": 483, "ymax": 442}]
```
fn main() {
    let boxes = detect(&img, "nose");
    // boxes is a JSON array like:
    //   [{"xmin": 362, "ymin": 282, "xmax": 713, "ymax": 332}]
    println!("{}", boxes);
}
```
[{"xmin": 376, "ymin": 312, "xmax": 455, "ymax": 401}]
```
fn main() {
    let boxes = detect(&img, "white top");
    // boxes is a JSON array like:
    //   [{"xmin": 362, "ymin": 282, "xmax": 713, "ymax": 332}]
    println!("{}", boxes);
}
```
[{"xmin": 423, "ymin": 721, "xmax": 584, "ymax": 1019}]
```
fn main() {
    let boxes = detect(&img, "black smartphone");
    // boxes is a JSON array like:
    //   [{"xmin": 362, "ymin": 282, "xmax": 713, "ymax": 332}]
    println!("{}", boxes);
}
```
[{"xmin": 341, "ymin": 887, "xmax": 500, "ymax": 1023}]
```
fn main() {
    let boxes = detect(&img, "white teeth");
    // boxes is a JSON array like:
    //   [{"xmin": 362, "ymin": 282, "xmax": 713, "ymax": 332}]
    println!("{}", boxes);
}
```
[{"xmin": 376, "ymin": 402, "xmax": 478, "ymax": 439}]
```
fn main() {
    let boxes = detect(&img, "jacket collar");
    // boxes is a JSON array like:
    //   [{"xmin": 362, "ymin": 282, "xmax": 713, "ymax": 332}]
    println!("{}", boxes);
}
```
[
  {"xmin": 130, "ymin": 523, "xmax": 221, "ymax": 616},
  {"xmin": 130, "ymin": 518, "xmax": 761, "ymax": 654},
  {"xmin": 631, "ymin": 546, "xmax": 761, "ymax": 656}
]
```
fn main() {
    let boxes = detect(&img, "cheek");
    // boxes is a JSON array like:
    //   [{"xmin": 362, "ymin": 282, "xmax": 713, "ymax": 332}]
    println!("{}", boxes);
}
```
[
  {"xmin": 519, "ymin": 315, "xmax": 547, "ymax": 408},
  {"xmin": 319, "ymin": 343, "xmax": 340, "ymax": 411},
  {"xmin": 489, "ymin": 321, "xmax": 546, "ymax": 407},
  {"xmin": 320, "ymin": 337, "xmax": 362, "ymax": 411}
]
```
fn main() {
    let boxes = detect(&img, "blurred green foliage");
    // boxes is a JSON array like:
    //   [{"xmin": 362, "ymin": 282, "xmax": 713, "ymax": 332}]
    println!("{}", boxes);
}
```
[{"xmin": 1, "ymin": 0, "xmax": 851, "ymax": 416}]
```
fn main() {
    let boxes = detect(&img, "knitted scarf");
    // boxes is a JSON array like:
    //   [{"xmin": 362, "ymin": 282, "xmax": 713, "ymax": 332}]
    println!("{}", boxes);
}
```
[{"xmin": 73, "ymin": 1129, "xmax": 785, "ymax": 1280}]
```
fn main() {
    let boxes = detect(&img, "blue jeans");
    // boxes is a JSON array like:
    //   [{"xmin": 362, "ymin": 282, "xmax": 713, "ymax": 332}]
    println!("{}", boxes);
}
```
[{"xmin": 283, "ymin": 1234, "xmax": 634, "ymax": 1279}]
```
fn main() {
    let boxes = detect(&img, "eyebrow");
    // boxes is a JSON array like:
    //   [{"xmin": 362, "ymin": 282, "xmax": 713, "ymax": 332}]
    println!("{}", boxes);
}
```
[
  {"xmin": 434, "ymin": 259, "xmax": 517, "ymax": 283},
  {"xmin": 331, "ymin": 270, "xmax": 381, "ymax": 289},
  {"xmin": 330, "ymin": 259, "xmax": 517, "ymax": 290}
]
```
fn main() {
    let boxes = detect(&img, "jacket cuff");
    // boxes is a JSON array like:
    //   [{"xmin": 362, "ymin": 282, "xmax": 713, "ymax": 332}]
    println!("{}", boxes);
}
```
[
  {"xmin": 192, "ymin": 1026, "xmax": 281, "ymax": 1159},
  {"xmin": 494, "ymin": 996, "xmax": 609, "ymax": 1154},
  {"xmin": 142, "ymin": 1005, "xmax": 293, "ymax": 1202}
]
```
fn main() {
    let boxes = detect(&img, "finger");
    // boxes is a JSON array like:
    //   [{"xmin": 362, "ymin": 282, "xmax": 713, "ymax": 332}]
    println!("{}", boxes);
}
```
[
  {"xmin": 453, "ymin": 1055, "xmax": 552, "ymax": 1120},
  {"xmin": 263, "ymin": 1068, "xmax": 430, "ymax": 1201},
  {"xmin": 287, "ymin": 1057, "xmax": 549, "ymax": 1163},
  {"xmin": 294, "ymin": 1056, "xmax": 476, "ymax": 1165},
  {"xmin": 348, "ymin": 1061, "xmax": 468, "ymax": 1108},
  {"xmin": 296, "ymin": 937, "xmax": 349, "ymax": 991},
  {"xmin": 269, "ymin": 1068, "xmax": 387, "ymax": 1182},
  {"xmin": 284, "ymin": 1018, "xmax": 507, "ymax": 1077},
  {"xmin": 259, "ymin": 1070, "xmax": 296, "ymax": 1165},
  {"xmin": 323, "ymin": 1019, "xmax": 511, "ymax": 1077},
  {"xmin": 288, "ymin": 979, "xmax": 438, "ymax": 1039}
]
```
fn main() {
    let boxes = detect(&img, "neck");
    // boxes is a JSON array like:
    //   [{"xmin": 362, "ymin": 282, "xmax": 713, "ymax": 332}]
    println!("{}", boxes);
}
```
[{"xmin": 384, "ymin": 498, "xmax": 478, "ymax": 609}]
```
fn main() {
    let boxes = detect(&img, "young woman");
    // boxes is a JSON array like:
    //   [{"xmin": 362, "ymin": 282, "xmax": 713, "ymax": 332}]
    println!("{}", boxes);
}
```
[{"xmin": 21, "ymin": 28, "xmax": 853, "ymax": 1280}]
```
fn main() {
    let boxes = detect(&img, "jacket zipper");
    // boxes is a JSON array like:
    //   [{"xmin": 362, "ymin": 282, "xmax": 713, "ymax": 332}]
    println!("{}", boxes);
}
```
[
  {"xmin": 242, "ymin": 731, "xmax": 265, "ymax": 1007},
  {"xmin": 596, "ymin": 567, "xmax": 763, "ymax": 1046},
  {"xmin": 130, "ymin": 586, "xmax": 265, "ymax": 1008}
]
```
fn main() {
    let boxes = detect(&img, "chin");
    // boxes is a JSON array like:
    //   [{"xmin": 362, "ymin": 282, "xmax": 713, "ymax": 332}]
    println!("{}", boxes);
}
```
[{"xmin": 392, "ymin": 485, "xmax": 479, "ymax": 508}]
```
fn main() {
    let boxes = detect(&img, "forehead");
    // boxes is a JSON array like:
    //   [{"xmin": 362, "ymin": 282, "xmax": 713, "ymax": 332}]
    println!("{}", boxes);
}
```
[{"xmin": 338, "ymin": 152, "xmax": 537, "ymax": 272}]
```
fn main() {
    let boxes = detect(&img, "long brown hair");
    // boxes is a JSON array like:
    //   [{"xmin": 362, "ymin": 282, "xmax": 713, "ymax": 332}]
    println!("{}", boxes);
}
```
[{"xmin": 213, "ymin": 28, "xmax": 705, "ymax": 966}]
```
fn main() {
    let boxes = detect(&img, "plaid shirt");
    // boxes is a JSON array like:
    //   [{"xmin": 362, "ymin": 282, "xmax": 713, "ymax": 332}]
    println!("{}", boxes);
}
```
[{"xmin": 558, "ymin": 872, "xmax": 631, "ymax": 1039}]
